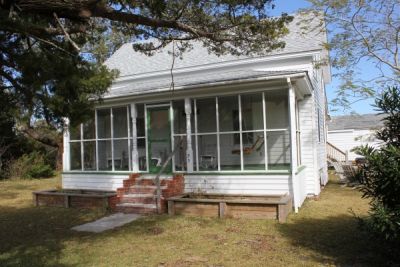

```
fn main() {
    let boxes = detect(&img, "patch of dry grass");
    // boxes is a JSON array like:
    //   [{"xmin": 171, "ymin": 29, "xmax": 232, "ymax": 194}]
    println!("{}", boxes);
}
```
[{"xmin": 0, "ymin": 174, "xmax": 396, "ymax": 267}]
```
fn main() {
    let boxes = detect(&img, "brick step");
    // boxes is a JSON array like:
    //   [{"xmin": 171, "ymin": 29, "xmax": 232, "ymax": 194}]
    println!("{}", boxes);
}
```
[
  {"xmin": 123, "ymin": 193, "xmax": 155, "ymax": 198},
  {"xmin": 119, "ymin": 196, "xmax": 157, "ymax": 204},
  {"xmin": 126, "ymin": 185, "xmax": 167, "ymax": 194},
  {"xmin": 115, "ymin": 203, "xmax": 157, "ymax": 214}
]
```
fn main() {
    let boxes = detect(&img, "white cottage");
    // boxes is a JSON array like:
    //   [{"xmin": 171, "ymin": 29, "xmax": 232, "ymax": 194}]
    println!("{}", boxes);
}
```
[
  {"xmin": 62, "ymin": 14, "xmax": 330, "ymax": 213},
  {"xmin": 327, "ymin": 114, "xmax": 384, "ymax": 161}
]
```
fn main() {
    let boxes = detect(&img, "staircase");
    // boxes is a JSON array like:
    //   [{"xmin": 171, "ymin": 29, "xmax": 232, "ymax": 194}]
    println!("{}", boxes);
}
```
[
  {"xmin": 114, "ymin": 173, "xmax": 184, "ymax": 214},
  {"xmin": 326, "ymin": 141, "xmax": 350, "ymax": 180}
]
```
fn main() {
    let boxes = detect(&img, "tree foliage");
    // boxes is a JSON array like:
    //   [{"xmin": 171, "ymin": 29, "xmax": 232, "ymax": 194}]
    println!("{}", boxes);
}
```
[
  {"xmin": 0, "ymin": 0, "xmax": 292, "ymax": 166},
  {"xmin": 305, "ymin": 0, "xmax": 400, "ymax": 110},
  {"xmin": 355, "ymin": 86, "xmax": 400, "ymax": 243}
]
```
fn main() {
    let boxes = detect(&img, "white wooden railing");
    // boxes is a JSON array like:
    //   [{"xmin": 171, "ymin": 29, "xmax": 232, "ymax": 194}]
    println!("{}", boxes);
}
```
[{"xmin": 327, "ymin": 141, "xmax": 348, "ymax": 163}]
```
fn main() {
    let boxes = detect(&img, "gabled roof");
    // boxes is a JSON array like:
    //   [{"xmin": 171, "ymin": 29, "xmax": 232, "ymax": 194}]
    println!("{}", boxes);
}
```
[
  {"xmin": 104, "ymin": 13, "xmax": 329, "ymax": 78},
  {"xmin": 327, "ymin": 114, "xmax": 386, "ymax": 131}
]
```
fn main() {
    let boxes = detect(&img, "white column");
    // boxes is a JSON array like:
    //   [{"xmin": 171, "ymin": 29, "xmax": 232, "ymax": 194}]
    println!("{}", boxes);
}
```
[
  {"xmin": 62, "ymin": 118, "xmax": 70, "ymax": 171},
  {"xmin": 130, "ymin": 103, "xmax": 139, "ymax": 172},
  {"xmin": 185, "ymin": 98, "xmax": 194, "ymax": 172},
  {"xmin": 288, "ymin": 78, "xmax": 299, "ymax": 212}
]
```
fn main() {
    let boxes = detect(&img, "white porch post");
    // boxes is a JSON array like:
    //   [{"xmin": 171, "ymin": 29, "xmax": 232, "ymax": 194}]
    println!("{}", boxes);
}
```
[
  {"xmin": 185, "ymin": 98, "xmax": 194, "ymax": 172},
  {"xmin": 62, "ymin": 118, "xmax": 70, "ymax": 171},
  {"xmin": 130, "ymin": 103, "xmax": 139, "ymax": 172},
  {"xmin": 288, "ymin": 78, "xmax": 299, "ymax": 212}
]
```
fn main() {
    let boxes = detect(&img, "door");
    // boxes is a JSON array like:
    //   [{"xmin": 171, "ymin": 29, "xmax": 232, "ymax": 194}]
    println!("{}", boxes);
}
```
[{"xmin": 147, "ymin": 106, "xmax": 172, "ymax": 173}]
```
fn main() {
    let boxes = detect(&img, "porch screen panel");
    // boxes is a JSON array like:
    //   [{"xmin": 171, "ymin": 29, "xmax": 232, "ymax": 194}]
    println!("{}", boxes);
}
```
[
  {"xmin": 197, "ymin": 98, "xmax": 216, "ymax": 133},
  {"xmin": 196, "ymin": 98, "xmax": 218, "ymax": 171},
  {"xmin": 70, "ymin": 142, "xmax": 82, "ymax": 170},
  {"xmin": 134, "ymin": 104, "xmax": 147, "ymax": 171},
  {"xmin": 97, "ymin": 109, "xmax": 112, "ymax": 170},
  {"xmin": 173, "ymin": 100, "xmax": 186, "ymax": 134},
  {"xmin": 218, "ymin": 96, "xmax": 241, "ymax": 171},
  {"xmin": 83, "ymin": 118, "xmax": 95, "ymax": 139},
  {"xmin": 83, "ymin": 141, "xmax": 96, "ymax": 170},
  {"xmin": 69, "ymin": 123, "xmax": 81, "ymax": 170},
  {"xmin": 241, "ymin": 93, "xmax": 265, "ymax": 170},
  {"xmin": 69, "ymin": 124, "xmax": 81, "ymax": 140},
  {"xmin": 265, "ymin": 90, "xmax": 290, "ymax": 170},
  {"xmin": 113, "ymin": 107, "xmax": 128, "ymax": 138},
  {"xmin": 82, "ymin": 116, "xmax": 96, "ymax": 171},
  {"xmin": 198, "ymin": 134, "xmax": 218, "ymax": 171},
  {"xmin": 97, "ymin": 109, "xmax": 111, "ymax": 138},
  {"xmin": 113, "ymin": 107, "xmax": 129, "ymax": 171},
  {"xmin": 266, "ymin": 131, "xmax": 290, "ymax": 170},
  {"xmin": 265, "ymin": 90, "xmax": 289, "ymax": 129},
  {"xmin": 174, "ymin": 136, "xmax": 187, "ymax": 171},
  {"xmin": 113, "ymin": 139, "xmax": 129, "ymax": 170},
  {"xmin": 98, "ymin": 140, "xmax": 111, "ymax": 170},
  {"xmin": 172, "ymin": 101, "xmax": 187, "ymax": 171}
]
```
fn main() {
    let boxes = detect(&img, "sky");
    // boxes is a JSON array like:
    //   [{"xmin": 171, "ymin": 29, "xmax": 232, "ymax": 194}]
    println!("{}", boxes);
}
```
[{"xmin": 270, "ymin": 0, "xmax": 377, "ymax": 116}]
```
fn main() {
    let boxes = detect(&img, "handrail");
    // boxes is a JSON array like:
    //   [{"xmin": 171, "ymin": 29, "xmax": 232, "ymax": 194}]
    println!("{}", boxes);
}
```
[
  {"xmin": 326, "ymin": 141, "xmax": 348, "ymax": 163},
  {"xmin": 153, "ymin": 138, "xmax": 184, "ymax": 214},
  {"xmin": 327, "ymin": 141, "xmax": 346, "ymax": 155}
]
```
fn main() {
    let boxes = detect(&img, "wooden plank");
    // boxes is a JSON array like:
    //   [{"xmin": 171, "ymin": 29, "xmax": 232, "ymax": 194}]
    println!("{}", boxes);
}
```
[
  {"xmin": 168, "ymin": 200, "xmax": 175, "ymax": 215},
  {"xmin": 174, "ymin": 202, "xmax": 219, "ymax": 217},
  {"xmin": 226, "ymin": 203, "xmax": 278, "ymax": 220},
  {"xmin": 219, "ymin": 202, "xmax": 227, "ymax": 218},
  {"xmin": 226, "ymin": 204, "xmax": 277, "ymax": 212},
  {"xmin": 32, "ymin": 192, "xmax": 38, "ymax": 207},
  {"xmin": 227, "ymin": 210, "xmax": 277, "ymax": 220},
  {"xmin": 64, "ymin": 195, "xmax": 70, "ymax": 208}
]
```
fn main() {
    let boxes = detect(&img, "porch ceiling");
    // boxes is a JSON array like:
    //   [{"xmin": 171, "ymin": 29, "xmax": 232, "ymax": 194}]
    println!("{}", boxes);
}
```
[{"xmin": 104, "ymin": 70, "xmax": 306, "ymax": 99}]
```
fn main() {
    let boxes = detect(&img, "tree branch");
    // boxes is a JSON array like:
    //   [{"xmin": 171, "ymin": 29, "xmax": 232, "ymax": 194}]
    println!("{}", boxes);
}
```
[{"xmin": 53, "ymin": 12, "xmax": 81, "ymax": 51}]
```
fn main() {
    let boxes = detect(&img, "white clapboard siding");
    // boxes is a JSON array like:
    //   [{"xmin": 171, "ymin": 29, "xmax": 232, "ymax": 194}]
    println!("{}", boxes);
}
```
[
  {"xmin": 312, "ymin": 68, "xmax": 328, "ymax": 188},
  {"xmin": 298, "ymin": 94, "xmax": 318, "ymax": 195},
  {"xmin": 294, "ymin": 167, "xmax": 308, "ymax": 208},
  {"xmin": 62, "ymin": 173, "xmax": 129, "ymax": 191},
  {"xmin": 184, "ymin": 174, "xmax": 290, "ymax": 195}
]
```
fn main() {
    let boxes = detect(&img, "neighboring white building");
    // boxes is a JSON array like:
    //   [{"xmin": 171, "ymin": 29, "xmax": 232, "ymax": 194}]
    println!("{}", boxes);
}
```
[
  {"xmin": 62, "ymin": 14, "xmax": 330, "ymax": 211},
  {"xmin": 327, "ymin": 114, "xmax": 384, "ymax": 161}
]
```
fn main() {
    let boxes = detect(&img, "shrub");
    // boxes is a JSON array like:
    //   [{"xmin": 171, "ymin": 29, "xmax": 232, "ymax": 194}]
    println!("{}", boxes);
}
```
[
  {"xmin": 354, "ymin": 86, "xmax": 400, "ymax": 244},
  {"xmin": 7, "ymin": 152, "xmax": 54, "ymax": 179}
]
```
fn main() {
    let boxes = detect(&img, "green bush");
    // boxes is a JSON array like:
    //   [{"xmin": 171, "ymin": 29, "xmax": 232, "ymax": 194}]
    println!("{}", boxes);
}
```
[
  {"xmin": 7, "ymin": 152, "xmax": 54, "ymax": 179},
  {"xmin": 355, "ymin": 86, "xmax": 400, "ymax": 244}
]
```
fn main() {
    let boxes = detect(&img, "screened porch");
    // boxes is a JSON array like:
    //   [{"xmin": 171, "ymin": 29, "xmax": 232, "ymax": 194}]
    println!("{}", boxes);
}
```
[{"xmin": 66, "ymin": 88, "xmax": 300, "ymax": 174}]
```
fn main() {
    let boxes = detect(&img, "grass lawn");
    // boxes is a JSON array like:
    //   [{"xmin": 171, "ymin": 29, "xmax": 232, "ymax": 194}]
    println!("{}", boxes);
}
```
[{"xmin": 0, "ymin": 173, "xmax": 397, "ymax": 267}]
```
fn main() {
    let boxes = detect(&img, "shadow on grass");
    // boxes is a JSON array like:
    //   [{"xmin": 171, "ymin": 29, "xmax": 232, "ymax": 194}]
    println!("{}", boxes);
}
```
[
  {"xmin": 0, "ymin": 192, "xmax": 19, "ymax": 200},
  {"xmin": 278, "ymin": 214, "xmax": 399, "ymax": 267},
  {"xmin": 0, "ymin": 205, "xmax": 105, "ymax": 267}
]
